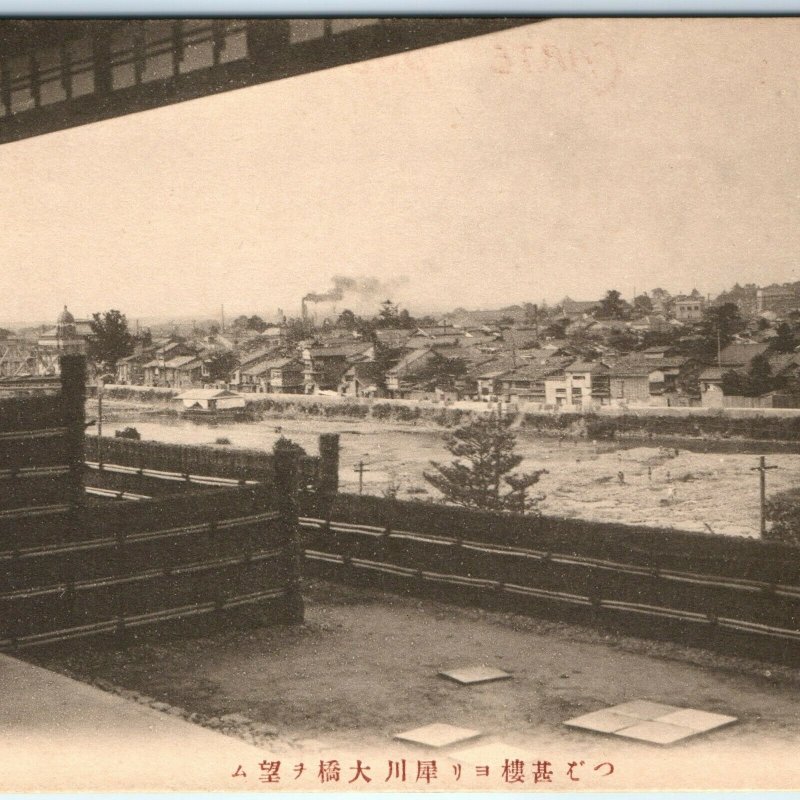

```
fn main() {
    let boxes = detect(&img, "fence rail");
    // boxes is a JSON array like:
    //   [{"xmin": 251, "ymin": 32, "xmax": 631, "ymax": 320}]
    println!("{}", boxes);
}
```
[
  {"xmin": 299, "ymin": 494, "xmax": 800, "ymax": 659},
  {"xmin": 1, "ymin": 484, "xmax": 300, "ymax": 650}
]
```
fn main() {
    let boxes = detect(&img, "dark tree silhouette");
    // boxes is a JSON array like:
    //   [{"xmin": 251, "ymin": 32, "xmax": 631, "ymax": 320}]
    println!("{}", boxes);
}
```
[{"xmin": 88, "ymin": 310, "xmax": 134, "ymax": 366}]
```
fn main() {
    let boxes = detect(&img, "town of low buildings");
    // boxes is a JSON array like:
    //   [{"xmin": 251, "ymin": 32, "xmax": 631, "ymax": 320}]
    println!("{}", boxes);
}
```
[{"xmin": 2, "ymin": 283, "xmax": 800, "ymax": 410}]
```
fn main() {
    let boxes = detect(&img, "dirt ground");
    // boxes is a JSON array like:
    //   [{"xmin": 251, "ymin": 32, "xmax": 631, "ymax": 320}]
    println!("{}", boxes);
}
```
[
  {"xmin": 102, "ymin": 406, "xmax": 800, "ymax": 538},
  {"xmin": 29, "ymin": 578, "xmax": 800, "ymax": 791}
]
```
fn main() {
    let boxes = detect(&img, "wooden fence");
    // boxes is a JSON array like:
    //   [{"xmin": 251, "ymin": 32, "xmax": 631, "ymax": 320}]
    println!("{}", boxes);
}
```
[
  {"xmin": 84, "ymin": 434, "xmax": 339, "ymax": 498},
  {"xmin": 1, "ymin": 458, "xmax": 303, "ymax": 650},
  {"xmin": 1, "ymin": 356, "xmax": 306, "ymax": 650},
  {"xmin": 0, "ymin": 355, "xmax": 84, "ymax": 516},
  {"xmin": 300, "ymin": 494, "xmax": 800, "ymax": 662}
]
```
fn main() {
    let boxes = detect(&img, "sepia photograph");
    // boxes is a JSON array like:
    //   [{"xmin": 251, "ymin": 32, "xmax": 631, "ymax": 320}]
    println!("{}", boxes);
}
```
[{"xmin": 1, "ymin": 15, "xmax": 800, "ymax": 793}]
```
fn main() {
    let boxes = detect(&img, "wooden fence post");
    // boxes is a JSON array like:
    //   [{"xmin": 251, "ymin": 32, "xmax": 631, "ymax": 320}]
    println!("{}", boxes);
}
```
[
  {"xmin": 318, "ymin": 433, "xmax": 340, "ymax": 520},
  {"xmin": 60, "ymin": 355, "xmax": 86, "ymax": 514},
  {"xmin": 273, "ymin": 449, "xmax": 304, "ymax": 624}
]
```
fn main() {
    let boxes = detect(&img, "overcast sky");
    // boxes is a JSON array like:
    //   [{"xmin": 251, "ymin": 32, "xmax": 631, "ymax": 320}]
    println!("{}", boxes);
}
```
[{"xmin": 4, "ymin": 17, "xmax": 800, "ymax": 326}]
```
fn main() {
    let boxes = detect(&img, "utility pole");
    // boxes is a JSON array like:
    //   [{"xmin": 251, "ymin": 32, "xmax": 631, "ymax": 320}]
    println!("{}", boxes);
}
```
[
  {"xmin": 353, "ymin": 459, "xmax": 369, "ymax": 494},
  {"xmin": 751, "ymin": 456, "xmax": 778, "ymax": 537}
]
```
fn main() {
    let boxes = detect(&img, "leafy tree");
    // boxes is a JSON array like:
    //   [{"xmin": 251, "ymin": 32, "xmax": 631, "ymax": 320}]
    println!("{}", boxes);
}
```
[
  {"xmin": 375, "ymin": 300, "xmax": 417, "ymax": 330},
  {"xmin": 594, "ymin": 290, "xmax": 631, "ymax": 321},
  {"xmin": 88, "ymin": 310, "xmax": 134, "ymax": 366},
  {"xmin": 283, "ymin": 318, "xmax": 311, "ymax": 344},
  {"xmin": 247, "ymin": 315, "xmax": 267, "ymax": 333},
  {"xmin": 397, "ymin": 308, "xmax": 416, "ymax": 329},
  {"xmin": 377, "ymin": 299, "xmax": 400, "ymax": 328},
  {"xmin": 632, "ymin": 293, "xmax": 653, "ymax": 315},
  {"xmin": 721, "ymin": 370, "xmax": 751, "ymax": 397},
  {"xmin": 412, "ymin": 352, "xmax": 468, "ymax": 390},
  {"xmin": 748, "ymin": 354, "xmax": 774, "ymax": 395},
  {"xmin": 337, "ymin": 309, "xmax": 358, "ymax": 330},
  {"xmin": 770, "ymin": 322, "xmax": 797, "ymax": 354},
  {"xmin": 650, "ymin": 287, "xmax": 673, "ymax": 312},
  {"xmin": 721, "ymin": 355, "xmax": 774, "ymax": 397},
  {"xmin": 424, "ymin": 414, "xmax": 548, "ymax": 514},
  {"xmin": 543, "ymin": 319, "xmax": 568, "ymax": 339},
  {"xmin": 702, "ymin": 302, "xmax": 745, "ymax": 341},
  {"xmin": 691, "ymin": 302, "xmax": 746, "ymax": 361},
  {"xmin": 641, "ymin": 330, "xmax": 680, "ymax": 350},
  {"xmin": 205, "ymin": 351, "xmax": 238, "ymax": 381},
  {"xmin": 0, "ymin": 327, "xmax": 13, "ymax": 339},
  {"xmin": 607, "ymin": 329, "xmax": 640, "ymax": 353}
]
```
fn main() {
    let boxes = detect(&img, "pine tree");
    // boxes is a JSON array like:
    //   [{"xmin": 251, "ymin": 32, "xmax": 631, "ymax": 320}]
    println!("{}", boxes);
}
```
[{"xmin": 424, "ymin": 414, "xmax": 547, "ymax": 514}]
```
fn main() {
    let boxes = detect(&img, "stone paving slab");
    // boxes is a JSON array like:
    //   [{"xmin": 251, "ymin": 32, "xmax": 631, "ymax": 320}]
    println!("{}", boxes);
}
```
[
  {"xmin": 565, "ymin": 700, "xmax": 738, "ymax": 746},
  {"xmin": 438, "ymin": 666, "xmax": 512, "ymax": 685}
]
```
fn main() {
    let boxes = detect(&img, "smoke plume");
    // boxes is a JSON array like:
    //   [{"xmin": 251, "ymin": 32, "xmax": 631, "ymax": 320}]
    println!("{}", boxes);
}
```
[{"xmin": 303, "ymin": 275, "xmax": 406, "ymax": 304}]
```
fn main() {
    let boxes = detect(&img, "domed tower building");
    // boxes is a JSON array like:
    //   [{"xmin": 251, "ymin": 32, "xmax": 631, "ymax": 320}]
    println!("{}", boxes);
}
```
[
  {"xmin": 36, "ymin": 306, "xmax": 90, "ymax": 374},
  {"xmin": 55, "ymin": 306, "xmax": 83, "ymax": 354}
]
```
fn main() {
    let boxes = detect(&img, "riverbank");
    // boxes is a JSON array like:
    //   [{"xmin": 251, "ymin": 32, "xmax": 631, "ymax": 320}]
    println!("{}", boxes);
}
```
[{"xmin": 95, "ymin": 386, "xmax": 800, "ymax": 447}]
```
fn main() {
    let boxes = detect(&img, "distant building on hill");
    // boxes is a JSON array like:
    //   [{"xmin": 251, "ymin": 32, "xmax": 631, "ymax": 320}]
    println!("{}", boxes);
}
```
[
  {"xmin": 756, "ymin": 286, "xmax": 799, "ymax": 315},
  {"xmin": 37, "ymin": 306, "xmax": 91, "ymax": 356},
  {"xmin": 674, "ymin": 295, "xmax": 706, "ymax": 323},
  {"xmin": 35, "ymin": 306, "xmax": 93, "ymax": 373}
]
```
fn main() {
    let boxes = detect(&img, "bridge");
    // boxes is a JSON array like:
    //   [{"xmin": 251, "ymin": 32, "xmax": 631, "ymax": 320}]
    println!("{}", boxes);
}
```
[{"xmin": 0, "ymin": 19, "xmax": 538, "ymax": 145}]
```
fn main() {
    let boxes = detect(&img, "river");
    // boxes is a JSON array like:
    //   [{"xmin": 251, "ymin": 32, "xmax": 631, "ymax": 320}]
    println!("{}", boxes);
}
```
[{"xmin": 94, "ymin": 404, "xmax": 800, "ymax": 537}]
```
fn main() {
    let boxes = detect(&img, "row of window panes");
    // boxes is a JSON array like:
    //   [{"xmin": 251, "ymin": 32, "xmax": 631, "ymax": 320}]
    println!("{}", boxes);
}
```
[
  {"xmin": 0, "ymin": 20, "xmax": 248, "ymax": 117},
  {"xmin": 1, "ymin": 19, "xmax": 381, "ymax": 118},
  {"xmin": 288, "ymin": 18, "xmax": 380, "ymax": 44},
  {"xmin": 108, "ymin": 20, "xmax": 247, "ymax": 91},
  {"xmin": 2, "ymin": 37, "xmax": 95, "ymax": 116}
]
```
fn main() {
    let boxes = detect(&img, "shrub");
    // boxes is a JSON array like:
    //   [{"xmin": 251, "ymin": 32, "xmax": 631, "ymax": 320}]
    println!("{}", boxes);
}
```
[
  {"xmin": 114, "ymin": 426, "xmax": 141, "ymax": 440},
  {"xmin": 273, "ymin": 436, "xmax": 307, "ymax": 457},
  {"xmin": 764, "ymin": 488, "xmax": 800, "ymax": 546},
  {"xmin": 394, "ymin": 405, "xmax": 421, "ymax": 422},
  {"xmin": 371, "ymin": 403, "xmax": 393, "ymax": 420},
  {"xmin": 214, "ymin": 437, "xmax": 232, "ymax": 445}
]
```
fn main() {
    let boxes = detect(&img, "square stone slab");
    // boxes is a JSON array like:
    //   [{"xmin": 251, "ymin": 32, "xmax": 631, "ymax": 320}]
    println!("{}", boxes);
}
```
[
  {"xmin": 439, "ymin": 666, "xmax": 512, "ymax": 685},
  {"xmin": 655, "ymin": 708, "xmax": 737, "ymax": 733},
  {"xmin": 564, "ymin": 700, "xmax": 738, "ymax": 746},
  {"xmin": 450, "ymin": 741, "xmax": 531, "ymax": 766},
  {"xmin": 394, "ymin": 723, "xmax": 482, "ymax": 749},
  {"xmin": 615, "ymin": 720, "xmax": 698, "ymax": 745},
  {"xmin": 564, "ymin": 709, "xmax": 645, "ymax": 734},
  {"xmin": 611, "ymin": 700, "xmax": 682, "ymax": 720}
]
